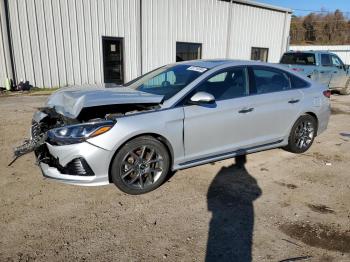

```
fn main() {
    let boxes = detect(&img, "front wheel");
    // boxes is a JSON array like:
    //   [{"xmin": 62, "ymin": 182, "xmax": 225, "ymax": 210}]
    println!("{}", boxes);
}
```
[
  {"xmin": 284, "ymin": 115, "xmax": 317, "ymax": 154},
  {"xmin": 110, "ymin": 136, "xmax": 170, "ymax": 195}
]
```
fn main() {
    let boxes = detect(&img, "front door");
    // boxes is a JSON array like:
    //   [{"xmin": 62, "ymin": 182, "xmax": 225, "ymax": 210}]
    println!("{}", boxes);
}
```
[
  {"xmin": 329, "ymin": 54, "xmax": 348, "ymax": 89},
  {"xmin": 183, "ymin": 67, "xmax": 254, "ymax": 161},
  {"xmin": 102, "ymin": 37, "xmax": 124, "ymax": 84}
]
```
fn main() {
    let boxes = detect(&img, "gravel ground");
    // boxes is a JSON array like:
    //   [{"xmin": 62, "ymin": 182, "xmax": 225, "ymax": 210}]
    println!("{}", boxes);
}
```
[{"xmin": 0, "ymin": 94, "xmax": 349, "ymax": 262}]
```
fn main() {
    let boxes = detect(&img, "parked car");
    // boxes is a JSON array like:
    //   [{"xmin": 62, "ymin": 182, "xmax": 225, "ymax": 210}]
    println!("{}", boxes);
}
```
[
  {"xmin": 280, "ymin": 51, "xmax": 350, "ymax": 95},
  {"xmin": 14, "ymin": 60, "xmax": 331, "ymax": 194}
]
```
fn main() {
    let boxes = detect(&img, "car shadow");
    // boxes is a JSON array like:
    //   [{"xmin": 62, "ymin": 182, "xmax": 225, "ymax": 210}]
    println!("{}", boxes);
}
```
[{"xmin": 206, "ymin": 155, "xmax": 262, "ymax": 262}]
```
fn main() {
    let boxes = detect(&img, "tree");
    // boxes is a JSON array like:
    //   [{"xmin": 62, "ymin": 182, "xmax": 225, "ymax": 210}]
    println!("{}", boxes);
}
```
[{"xmin": 290, "ymin": 10, "xmax": 350, "ymax": 45}]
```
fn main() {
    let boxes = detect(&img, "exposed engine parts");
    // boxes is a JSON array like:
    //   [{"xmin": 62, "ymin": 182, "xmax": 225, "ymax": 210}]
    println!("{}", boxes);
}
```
[{"xmin": 10, "ymin": 103, "xmax": 159, "ymax": 166}]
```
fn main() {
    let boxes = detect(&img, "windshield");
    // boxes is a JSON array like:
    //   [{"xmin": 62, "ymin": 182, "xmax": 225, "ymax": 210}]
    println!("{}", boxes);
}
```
[
  {"xmin": 124, "ymin": 64, "xmax": 207, "ymax": 100},
  {"xmin": 280, "ymin": 53, "xmax": 316, "ymax": 65}
]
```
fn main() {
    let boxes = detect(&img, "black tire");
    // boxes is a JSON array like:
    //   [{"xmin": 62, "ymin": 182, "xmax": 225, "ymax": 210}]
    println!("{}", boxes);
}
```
[
  {"xmin": 284, "ymin": 115, "xmax": 317, "ymax": 154},
  {"xmin": 110, "ymin": 136, "xmax": 170, "ymax": 195}
]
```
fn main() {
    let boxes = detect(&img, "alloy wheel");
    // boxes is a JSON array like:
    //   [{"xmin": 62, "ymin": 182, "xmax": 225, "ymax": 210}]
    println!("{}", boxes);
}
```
[
  {"xmin": 120, "ymin": 145, "xmax": 164, "ymax": 189},
  {"xmin": 294, "ymin": 120, "xmax": 314, "ymax": 149}
]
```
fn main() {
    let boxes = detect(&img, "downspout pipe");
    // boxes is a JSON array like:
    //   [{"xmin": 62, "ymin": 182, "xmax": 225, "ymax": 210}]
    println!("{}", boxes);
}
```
[
  {"xmin": 0, "ymin": 0, "xmax": 16, "ymax": 86},
  {"xmin": 139, "ymin": 0, "xmax": 143, "ymax": 75},
  {"xmin": 280, "ymin": 11, "xmax": 289, "ymax": 57},
  {"xmin": 225, "ymin": 0, "xmax": 234, "ymax": 58}
]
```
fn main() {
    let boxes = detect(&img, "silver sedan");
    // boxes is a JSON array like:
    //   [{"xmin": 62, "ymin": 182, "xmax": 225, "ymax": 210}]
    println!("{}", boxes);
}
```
[{"xmin": 15, "ymin": 60, "xmax": 331, "ymax": 194}]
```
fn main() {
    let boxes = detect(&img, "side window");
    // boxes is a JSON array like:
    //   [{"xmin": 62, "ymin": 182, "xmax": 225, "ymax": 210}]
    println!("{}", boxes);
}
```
[
  {"xmin": 321, "ymin": 54, "xmax": 332, "ymax": 66},
  {"xmin": 331, "ymin": 55, "xmax": 343, "ymax": 67},
  {"xmin": 208, "ymin": 72, "xmax": 227, "ymax": 83},
  {"xmin": 289, "ymin": 74, "xmax": 309, "ymax": 89},
  {"xmin": 195, "ymin": 68, "xmax": 248, "ymax": 101},
  {"xmin": 251, "ymin": 67, "xmax": 290, "ymax": 94}
]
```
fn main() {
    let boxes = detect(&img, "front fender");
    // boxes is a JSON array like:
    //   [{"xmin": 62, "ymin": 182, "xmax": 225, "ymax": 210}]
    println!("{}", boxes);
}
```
[{"xmin": 87, "ymin": 108, "xmax": 185, "ymax": 165}]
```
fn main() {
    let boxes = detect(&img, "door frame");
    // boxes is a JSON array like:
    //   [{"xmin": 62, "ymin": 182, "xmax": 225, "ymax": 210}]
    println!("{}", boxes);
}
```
[{"xmin": 101, "ymin": 36, "xmax": 125, "ymax": 84}]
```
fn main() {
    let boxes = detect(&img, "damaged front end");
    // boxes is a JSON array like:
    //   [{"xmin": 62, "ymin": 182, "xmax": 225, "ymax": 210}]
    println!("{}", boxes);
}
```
[
  {"xmin": 10, "ymin": 84, "xmax": 164, "ymax": 167},
  {"xmin": 10, "ymin": 107, "xmax": 79, "ymax": 166},
  {"xmin": 10, "ymin": 102, "xmax": 161, "ymax": 167}
]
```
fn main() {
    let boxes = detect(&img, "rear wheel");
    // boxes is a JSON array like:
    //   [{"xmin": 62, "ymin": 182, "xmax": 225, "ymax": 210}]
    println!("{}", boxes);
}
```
[
  {"xmin": 284, "ymin": 115, "xmax": 317, "ymax": 153},
  {"xmin": 340, "ymin": 78, "xmax": 350, "ymax": 95},
  {"xmin": 111, "ymin": 136, "xmax": 170, "ymax": 195}
]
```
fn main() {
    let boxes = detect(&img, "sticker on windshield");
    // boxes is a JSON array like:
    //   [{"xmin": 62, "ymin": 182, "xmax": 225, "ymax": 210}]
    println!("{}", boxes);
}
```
[{"xmin": 186, "ymin": 66, "xmax": 208, "ymax": 73}]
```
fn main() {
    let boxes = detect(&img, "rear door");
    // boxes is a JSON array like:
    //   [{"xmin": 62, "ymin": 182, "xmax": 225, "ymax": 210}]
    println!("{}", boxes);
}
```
[
  {"xmin": 245, "ymin": 66, "xmax": 304, "ymax": 144},
  {"xmin": 329, "ymin": 54, "xmax": 348, "ymax": 88}
]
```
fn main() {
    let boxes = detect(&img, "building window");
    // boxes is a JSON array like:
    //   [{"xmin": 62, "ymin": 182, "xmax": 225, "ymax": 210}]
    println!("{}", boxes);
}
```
[
  {"xmin": 176, "ymin": 42, "xmax": 202, "ymax": 62},
  {"xmin": 251, "ymin": 47, "xmax": 269, "ymax": 62}
]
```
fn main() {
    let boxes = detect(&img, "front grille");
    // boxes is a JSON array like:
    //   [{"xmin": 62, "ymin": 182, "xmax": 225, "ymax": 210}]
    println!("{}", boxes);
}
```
[
  {"xmin": 60, "ymin": 158, "xmax": 94, "ymax": 176},
  {"xmin": 37, "ymin": 146, "xmax": 94, "ymax": 176},
  {"xmin": 31, "ymin": 121, "xmax": 41, "ymax": 138}
]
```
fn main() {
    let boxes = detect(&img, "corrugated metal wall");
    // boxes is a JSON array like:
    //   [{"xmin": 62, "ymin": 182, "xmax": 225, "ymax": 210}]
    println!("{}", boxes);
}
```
[
  {"xmin": 141, "ymin": 0, "xmax": 230, "ymax": 73},
  {"xmin": 0, "ymin": 0, "xmax": 291, "ymax": 88},
  {"xmin": 142, "ymin": 0, "xmax": 291, "ymax": 73},
  {"xmin": 290, "ymin": 45, "xmax": 350, "ymax": 65},
  {"xmin": 229, "ymin": 2, "xmax": 290, "ymax": 63},
  {"xmin": 0, "ymin": 2, "xmax": 7, "ymax": 84},
  {"xmin": 6, "ymin": 0, "xmax": 141, "ymax": 88},
  {"xmin": 0, "ymin": 0, "xmax": 12, "ymax": 86}
]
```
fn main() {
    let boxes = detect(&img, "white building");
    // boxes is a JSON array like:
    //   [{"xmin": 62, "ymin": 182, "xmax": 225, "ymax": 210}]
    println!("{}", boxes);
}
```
[{"xmin": 0, "ymin": 0, "xmax": 291, "ymax": 88}]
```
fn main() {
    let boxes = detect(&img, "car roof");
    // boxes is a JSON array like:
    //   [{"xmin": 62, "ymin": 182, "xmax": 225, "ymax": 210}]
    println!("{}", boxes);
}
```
[
  {"xmin": 285, "ymin": 50, "xmax": 334, "ymax": 55},
  {"xmin": 174, "ymin": 59, "xmax": 290, "ymax": 70},
  {"xmin": 175, "ymin": 59, "xmax": 283, "ymax": 68},
  {"xmin": 175, "ymin": 59, "xmax": 235, "ymax": 68}
]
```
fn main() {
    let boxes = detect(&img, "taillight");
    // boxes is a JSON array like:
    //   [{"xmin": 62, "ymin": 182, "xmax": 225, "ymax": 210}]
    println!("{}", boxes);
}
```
[{"xmin": 323, "ymin": 90, "xmax": 331, "ymax": 98}]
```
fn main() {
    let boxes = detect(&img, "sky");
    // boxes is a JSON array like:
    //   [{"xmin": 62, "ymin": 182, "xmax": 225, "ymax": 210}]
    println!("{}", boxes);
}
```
[{"xmin": 256, "ymin": 0, "xmax": 350, "ymax": 16}]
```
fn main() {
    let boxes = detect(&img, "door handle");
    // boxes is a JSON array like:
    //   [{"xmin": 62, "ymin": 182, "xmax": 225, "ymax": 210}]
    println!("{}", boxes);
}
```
[
  {"xmin": 320, "ymin": 71, "xmax": 325, "ymax": 74},
  {"xmin": 238, "ymin": 107, "xmax": 254, "ymax": 113},
  {"xmin": 288, "ymin": 99, "xmax": 300, "ymax": 104},
  {"xmin": 333, "ymin": 71, "xmax": 338, "ymax": 73}
]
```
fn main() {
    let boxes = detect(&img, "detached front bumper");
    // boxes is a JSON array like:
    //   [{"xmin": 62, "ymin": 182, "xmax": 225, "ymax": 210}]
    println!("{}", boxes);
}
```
[{"xmin": 38, "ymin": 142, "xmax": 112, "ymax": 186}]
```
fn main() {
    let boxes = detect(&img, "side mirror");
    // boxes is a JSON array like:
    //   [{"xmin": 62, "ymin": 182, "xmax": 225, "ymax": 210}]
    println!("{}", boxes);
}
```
[{"xmin": 189, "ymin": 91, "xmax": 215, "ymax": 105}]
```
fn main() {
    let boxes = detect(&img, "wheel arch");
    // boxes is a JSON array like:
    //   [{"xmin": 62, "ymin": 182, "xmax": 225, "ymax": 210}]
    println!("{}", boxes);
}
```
[
  {"xmin": 108, "ymin": 133, "xmax": 174, "ymax": 183},
  {"xmin": 303, "ymin": 111, "xmax": 319, "ymax": 133},
  {"xmin": 286, "ymin": 111, "xmax": 319, "ymax": 141}
]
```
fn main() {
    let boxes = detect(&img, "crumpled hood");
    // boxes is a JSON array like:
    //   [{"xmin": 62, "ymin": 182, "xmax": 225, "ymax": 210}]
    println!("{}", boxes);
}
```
[{"xmin": 46, "ymin": 84, "xmax": 164, "ymax": 118}]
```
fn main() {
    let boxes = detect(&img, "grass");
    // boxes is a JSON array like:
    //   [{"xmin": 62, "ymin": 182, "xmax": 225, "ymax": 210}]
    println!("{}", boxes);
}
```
[{"xmin": 28, "ymin": 87, "xmax": 60, "ymax": 96}]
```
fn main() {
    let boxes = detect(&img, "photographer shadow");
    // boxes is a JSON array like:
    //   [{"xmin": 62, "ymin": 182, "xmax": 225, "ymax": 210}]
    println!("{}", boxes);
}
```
[{"xmin": 206, "ymin": 155, "xmax": 262, "ymax": 262}]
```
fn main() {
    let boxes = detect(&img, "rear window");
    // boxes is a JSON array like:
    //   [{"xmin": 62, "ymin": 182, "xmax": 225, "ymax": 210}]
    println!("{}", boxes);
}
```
[
  {"xmin": 280, "ymin": 53, "xmax": 316, "ymax": 65},
  {"xmin": 251, "ymin": 67, "xmax": 290, "ymax": 94}
]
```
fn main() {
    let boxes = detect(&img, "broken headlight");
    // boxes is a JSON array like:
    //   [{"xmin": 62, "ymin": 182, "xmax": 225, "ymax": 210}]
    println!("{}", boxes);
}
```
[{"xmin": 47, "ymin": 121, "xmax": 115, "ymax": 145}]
